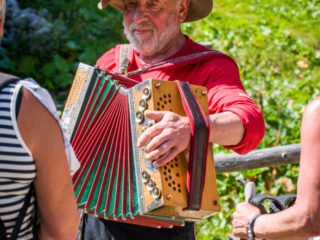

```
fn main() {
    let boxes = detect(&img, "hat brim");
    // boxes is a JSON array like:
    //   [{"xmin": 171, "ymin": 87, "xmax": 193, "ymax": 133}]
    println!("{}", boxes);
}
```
[{"xmin": 98, "ymin": 0, "xmax": 212, "ymax": 22}]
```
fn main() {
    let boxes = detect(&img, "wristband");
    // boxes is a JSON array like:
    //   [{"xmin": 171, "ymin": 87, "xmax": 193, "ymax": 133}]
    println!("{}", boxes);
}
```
[{"xmin": 246, "ymin": 214, "xmax": 262, "ymax": 240}]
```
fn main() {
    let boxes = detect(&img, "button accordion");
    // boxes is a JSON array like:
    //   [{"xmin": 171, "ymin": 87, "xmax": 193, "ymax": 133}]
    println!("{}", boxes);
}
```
[{"xmin": 61, "ymin": 63, "xmax": 220, "ymax": 228}]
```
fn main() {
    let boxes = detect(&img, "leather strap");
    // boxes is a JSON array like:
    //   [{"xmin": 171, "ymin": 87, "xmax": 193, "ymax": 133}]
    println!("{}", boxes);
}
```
[
  {"xmin": 116, "ymin": 46, "xmax": 236, "ymax": 78},
  {"xmin": 126, "ymin": 50, "xmax": 235, "ymax": 76},
  {"xmin": 9, "ymin": 185, "xmax": 35, "ymax": 240},
  {"xmin": 0, "ymin": 185, "xmax": 36, "ymax": 240},
  {"xmin": 119, "ymin": 44, "xmax": 130, "ymax": 75},
  {"xmin": 0, "ymin": 72, "xmax": 23, "ymax": 122},
  {"xmin": 175, "ymin": 80, "xmax": 210, "ymax": 210},
  {"xmin": 0, "ymin": 218, "xmax": 7, "ymax": 240},
  {"xmin": 0, "ymin": 73, "xmax": 20, "ymax": 89}
]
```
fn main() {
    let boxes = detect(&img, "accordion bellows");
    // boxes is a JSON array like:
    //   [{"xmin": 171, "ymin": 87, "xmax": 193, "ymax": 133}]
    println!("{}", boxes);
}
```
[{"xmin": 61, "ymin": 63, "xmax": 220, "ymax": 228}]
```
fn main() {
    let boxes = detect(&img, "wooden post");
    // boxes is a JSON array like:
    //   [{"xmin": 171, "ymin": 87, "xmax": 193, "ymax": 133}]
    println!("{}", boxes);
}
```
[{"xmin": 214, "ymin": 144, "xmax": 301, "ymax": 173}]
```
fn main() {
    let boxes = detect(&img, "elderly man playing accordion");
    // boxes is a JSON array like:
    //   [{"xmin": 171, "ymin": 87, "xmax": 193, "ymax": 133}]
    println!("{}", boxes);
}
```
[{"xmin": 82, "ymin": 0, "xmax": 265, "ymax": 239}]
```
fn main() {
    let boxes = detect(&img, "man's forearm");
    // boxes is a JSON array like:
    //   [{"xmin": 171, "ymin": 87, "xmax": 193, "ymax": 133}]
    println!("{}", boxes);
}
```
[{"xmin": 208, "ymin": 111, "xmax": 245, "ymax": 146}]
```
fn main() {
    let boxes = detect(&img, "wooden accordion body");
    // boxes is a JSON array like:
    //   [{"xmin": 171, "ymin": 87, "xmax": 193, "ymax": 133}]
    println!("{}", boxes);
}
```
[{"xmin": 61, "ymin": 63, "xmax": 220, "ymax": 228}]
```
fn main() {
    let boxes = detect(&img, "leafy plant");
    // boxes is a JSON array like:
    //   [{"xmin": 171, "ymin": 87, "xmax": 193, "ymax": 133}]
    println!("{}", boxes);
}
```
[{"xmin": 1, "ymin": 0, "xmax": 126, "ymax": 104}]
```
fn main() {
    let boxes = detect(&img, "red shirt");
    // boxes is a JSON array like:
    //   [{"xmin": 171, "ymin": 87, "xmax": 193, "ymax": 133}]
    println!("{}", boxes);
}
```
[{"xmin": 96, "ymin": 37, "xmax": 265, "ymax": 154}]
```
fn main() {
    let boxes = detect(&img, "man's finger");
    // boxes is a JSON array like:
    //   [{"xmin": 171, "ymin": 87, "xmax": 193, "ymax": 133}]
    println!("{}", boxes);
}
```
[
  {"xmin": 145, "ymin": 140, "xmax": 175, "ymax": 161},
  {"xmin": 144, "ymin": 110, "xmax": 166, "ymax": 121},
  {"xmin": 153, "ymin": 147, "xmax": 178, "ymax": 167},
  {"xmin": 232, "ymin": 219, "xmax": 245, "ymax": 228},
  {"xmin": 137, "ymin": 123, "xmax": 163, "ymax": 148},
  {"xmin": 137, "ymin": 114, "xmax": 172, "ymax": 147},
  {"xmin": 145, "ymin": 128, "xmax": 174, "ymax": 153}
]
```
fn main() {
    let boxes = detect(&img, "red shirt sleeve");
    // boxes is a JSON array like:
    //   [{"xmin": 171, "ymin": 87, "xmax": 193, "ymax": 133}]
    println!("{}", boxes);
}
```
[{"xmin": 207, "ymin": 57, "xmax": 265, "ymax": 154}]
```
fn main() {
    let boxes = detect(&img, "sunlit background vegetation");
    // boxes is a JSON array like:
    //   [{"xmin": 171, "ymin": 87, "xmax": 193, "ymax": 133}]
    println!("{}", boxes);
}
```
[{"xmin": 1, "ymin": 0, "xmax": 319, "ymax": 239}]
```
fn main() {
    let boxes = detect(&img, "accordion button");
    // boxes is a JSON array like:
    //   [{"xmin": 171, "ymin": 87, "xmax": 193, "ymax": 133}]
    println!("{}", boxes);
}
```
[
  {"xmin": 141, "ymin": 171, "xmax": 150, "ymax": 183},
  {"xmin": 146, "ymin": 179, "xmax": 155, "ymax": 191},
  {"xmin": 139, "ymin": 99, "xmax": 148, "ymax": 111},
  {"xmin": 136, "ymin": 111, "xmax": 144, "ymax": 124},
  {"xmin": 152, "ymin": 187, "xmax": 161, "ymax": 199},
  {"xmin": 142, "ymin": 87, "xmax": 151, "ymax": 100}
]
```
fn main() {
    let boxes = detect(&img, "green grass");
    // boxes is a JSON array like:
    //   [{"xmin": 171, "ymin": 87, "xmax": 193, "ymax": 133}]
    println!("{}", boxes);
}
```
[{"xmin": 181, "ymin": 0, "xmax": 320, "ymax": 239}]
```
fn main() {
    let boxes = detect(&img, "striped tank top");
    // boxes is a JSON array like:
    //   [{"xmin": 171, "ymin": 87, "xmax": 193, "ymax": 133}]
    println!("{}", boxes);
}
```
[{"xmin": 0, "ymin": 82, "xmax": 37, "ymax": 239}]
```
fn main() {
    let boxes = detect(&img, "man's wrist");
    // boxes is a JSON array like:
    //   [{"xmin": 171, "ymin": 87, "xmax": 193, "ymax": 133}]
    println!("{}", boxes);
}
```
[{"xmin": 246, "ymin": 213, "xmax": 262, "ymax": 240}]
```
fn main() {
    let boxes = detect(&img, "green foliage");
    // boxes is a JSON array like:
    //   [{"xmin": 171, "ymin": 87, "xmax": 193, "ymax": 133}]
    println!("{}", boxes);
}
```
[
  {"xmin": 0, "ymin": 0, "xmax": 126, "ymax": 103},
  {"xmin": 181, "ymin": 0, "xmax": 320, "ymax": 239}
]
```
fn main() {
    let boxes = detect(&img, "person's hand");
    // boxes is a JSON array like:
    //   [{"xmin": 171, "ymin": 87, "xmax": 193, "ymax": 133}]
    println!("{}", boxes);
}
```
[
  {"xmin": 137, "ymin": 110, "xmax": 191, "ymax": 167},
  {"xmin": 232, "ymin": 202, "xmax": 262, "ymax": 238}
]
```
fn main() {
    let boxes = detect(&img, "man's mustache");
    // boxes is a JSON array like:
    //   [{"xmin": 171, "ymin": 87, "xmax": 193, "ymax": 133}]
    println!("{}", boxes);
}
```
[{"xmin": 128, "ymin": 22, "xmax": 155, "ymax": 32}]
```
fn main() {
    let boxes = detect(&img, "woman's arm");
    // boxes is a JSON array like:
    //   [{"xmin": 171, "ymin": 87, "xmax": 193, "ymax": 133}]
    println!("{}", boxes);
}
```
[
  {"xmin": 17, "ymin": 88, "xmax": 80, "ymax": 240},
  {"xmin": 232, "ymin": 96, "xmax": 320, "ymax": 239}
]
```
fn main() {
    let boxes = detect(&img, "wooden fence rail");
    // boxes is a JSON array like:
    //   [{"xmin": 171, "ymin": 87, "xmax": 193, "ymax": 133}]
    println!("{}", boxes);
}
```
[{"xmin": 214, "ymin": 143, "xmax": 301, "ymax": 173}]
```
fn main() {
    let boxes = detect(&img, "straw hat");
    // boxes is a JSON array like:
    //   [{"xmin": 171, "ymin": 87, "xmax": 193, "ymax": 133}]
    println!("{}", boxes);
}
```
[{"xmin": 98, "ymin": 0, "xmax": 213, "ymax": 22}]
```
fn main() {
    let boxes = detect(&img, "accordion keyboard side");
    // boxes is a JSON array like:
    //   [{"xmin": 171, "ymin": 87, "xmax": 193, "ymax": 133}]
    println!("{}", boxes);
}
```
[
  {"xmin": 128, "ymin": 87, "xmax": 146, "ymax": 216},
  {"xmin": 131, "ymin": 79, "xmax": 220, "ymax": 221}
]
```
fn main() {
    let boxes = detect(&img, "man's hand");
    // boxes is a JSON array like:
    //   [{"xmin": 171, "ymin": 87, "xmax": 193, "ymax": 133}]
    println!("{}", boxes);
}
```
[
  {"xmin": 232, "ymin": 202, "xmax": 262, "ymax": 239},
  {"xmin": 137, "ymin": 110, "xmax": 191, "ymax": 167}
]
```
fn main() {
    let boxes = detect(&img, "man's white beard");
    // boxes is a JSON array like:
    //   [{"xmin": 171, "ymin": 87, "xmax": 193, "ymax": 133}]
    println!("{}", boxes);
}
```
[{"xmin": 123, "ymin": 15, "xmax": 180, "ymax": 57}]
